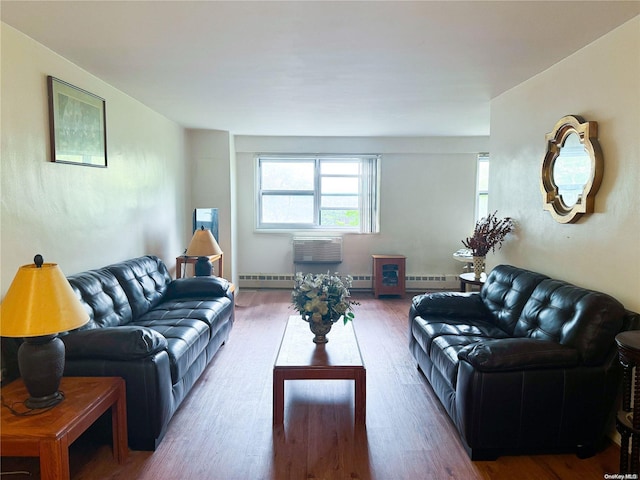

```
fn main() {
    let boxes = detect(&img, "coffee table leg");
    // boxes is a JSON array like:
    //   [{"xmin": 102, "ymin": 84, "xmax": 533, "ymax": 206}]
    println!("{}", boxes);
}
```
[
  {"xmin": 355, "ymin": 369, "xmax": 366, "ymax": 425},
  {"xmin": 273, "ymin": 369, "xmax": 284, "ymax": 425},
  {"xmin": 40, "ymin": 438, "xmax": 69, "ymax": 480}
]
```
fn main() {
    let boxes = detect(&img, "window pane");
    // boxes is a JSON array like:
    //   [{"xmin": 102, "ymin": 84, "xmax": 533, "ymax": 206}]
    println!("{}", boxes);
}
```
[
  {"xmin": 257, "ymin": 155, "xmax": 379, "ymax": 232},
  {"xmin": 321, "ymin": 209, "xmax": 360, "ymax": 227},
  {"xmin": 321, "ymin": 161, "xmax": 359, "ymax": 175},
  {"xmin": 321, "ymin": 177, "xmax": 358, "ymax": 194},
  {"xmin": 477, "ymin": 193, "xmax": 489, "ymax": 220},
  {"xmin": 321, "ymin": 195, "xmax": 359, "ymax": 208},
  {"xmin": 262, "ymin": 161, "xmax": 314, "ymax": 190},
  {"xmin": 262, "ymin": 195, "xmax": 314, "ymax": 223},
  {"xmin": 478, "ymin": 160, "xmax": 489, "ymax": 191}
]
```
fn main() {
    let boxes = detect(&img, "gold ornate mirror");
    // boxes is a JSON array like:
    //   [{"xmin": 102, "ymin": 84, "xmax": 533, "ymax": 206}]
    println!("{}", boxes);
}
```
[{"xmin": 540, "ymin": 115, "xmax": 603, "ymax": 224}]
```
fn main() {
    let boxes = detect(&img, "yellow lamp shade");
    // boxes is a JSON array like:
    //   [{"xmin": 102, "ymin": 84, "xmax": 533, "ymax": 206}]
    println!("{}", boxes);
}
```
[
  {"xmin": 0, "ymin": 261, "xmax": 89, "ymax": 337},
  {"xmin": 186, "ymin": 226, "xmax": 222, "ymax": 257}
]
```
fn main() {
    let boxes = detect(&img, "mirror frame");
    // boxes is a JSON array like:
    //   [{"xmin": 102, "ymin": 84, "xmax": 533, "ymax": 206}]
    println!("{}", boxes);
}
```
[{"xmin": 540, "ymin": 115, "xmax": 603, "ymax": 224}]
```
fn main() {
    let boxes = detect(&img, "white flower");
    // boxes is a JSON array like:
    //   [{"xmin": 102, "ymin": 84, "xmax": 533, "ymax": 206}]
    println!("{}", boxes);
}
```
[{"xmin": 291, "ymin": 272, "xmax": 358, "ymax": 325}]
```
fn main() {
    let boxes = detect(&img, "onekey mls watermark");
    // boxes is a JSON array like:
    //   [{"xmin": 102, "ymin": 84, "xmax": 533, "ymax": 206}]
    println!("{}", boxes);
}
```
[{"xmin": 604, "ymin": 474, "xmax": 639, "ymax": 479}]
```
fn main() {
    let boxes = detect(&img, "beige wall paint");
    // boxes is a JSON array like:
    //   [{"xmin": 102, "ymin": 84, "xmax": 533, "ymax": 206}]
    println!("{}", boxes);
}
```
[
  {"xmin": 489, "ymin": 17, "xmax": 640, "ymax": 311},
  {"xmin": 1, "ymin": 24, "xmax": 188, "ymax": 295},
  {"xmin": 234, "ymin": 135, "xmax": 489, "ymax": 278}
]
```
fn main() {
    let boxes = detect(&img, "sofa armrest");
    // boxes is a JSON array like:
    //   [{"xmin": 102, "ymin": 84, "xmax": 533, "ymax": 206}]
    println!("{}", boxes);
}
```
[
  {"xmin": 458, "ymin": 338, "xmax": 579, "ymax": 372},
  {"xmin": 164, "ymin": 276, "xmax": 232, "ymax": 300},
  {"xmin": 411, "ymin": 291, "xmax": 491, "ymax": 321},
  {"xmin": 62, "ymin": 326, "xmax": 168, "ymax": 360}
]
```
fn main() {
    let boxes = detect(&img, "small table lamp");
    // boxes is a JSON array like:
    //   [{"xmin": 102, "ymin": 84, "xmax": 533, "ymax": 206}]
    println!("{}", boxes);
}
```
[
  {"xmin": 186, "ymin": 226, "xmax": 223, "ymax": 276},
  {"xmin": 0, "ymin": 255, "xmax": 88, "ymax": 409}
]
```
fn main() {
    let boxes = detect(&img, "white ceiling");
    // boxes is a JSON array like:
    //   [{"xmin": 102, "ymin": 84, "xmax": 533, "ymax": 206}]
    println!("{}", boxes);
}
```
[{"xmin": 2, "ymin": 1, "xmax": 639, "ymax": 137}]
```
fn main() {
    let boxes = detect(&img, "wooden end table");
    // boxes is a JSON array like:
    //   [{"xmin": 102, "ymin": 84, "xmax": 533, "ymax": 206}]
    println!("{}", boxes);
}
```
[
  {"xmin": 176, "ymin": 254, "xmax": 223, "ymax": 279},
  {"xmin": 615, "ymin": 331, "xmax": 640, "ymax": 474},
  {"xmin": 1, "ymin": 376, "xmax": 128, "ymax": 480},
  {"xmin": 273, "ymin": 315, "xmax": 366, "ymax": 425}
]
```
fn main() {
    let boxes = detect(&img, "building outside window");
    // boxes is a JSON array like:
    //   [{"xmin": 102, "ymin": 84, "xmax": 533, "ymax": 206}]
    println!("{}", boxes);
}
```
[{"xmin": 257, "ymin": 155, "xmax": 379, "ymax": 233}]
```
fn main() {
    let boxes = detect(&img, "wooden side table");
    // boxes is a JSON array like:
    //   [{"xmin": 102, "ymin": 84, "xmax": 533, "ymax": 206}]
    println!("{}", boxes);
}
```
[
  {"xmin": 616, "ymin": 331, "xmax": 640, "ymax": 475},
  {"xmin": 176, "ymin": 253, "xmax": 223, "ymax": 279},
  {"xmin": 372, "ymin": 255, "xmax": 406, "ymax": 298},
  {"xmin": 1, "ymin": 377, "xmax": 128, "ymax": 480}
]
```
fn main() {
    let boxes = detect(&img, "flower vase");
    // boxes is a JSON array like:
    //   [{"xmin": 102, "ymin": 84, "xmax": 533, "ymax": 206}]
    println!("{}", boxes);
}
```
[
  {"xmin": 472, "ymin": 256, "xmax": 485, "ymax": 280},
  {"xmin": 309, "ymin": 321, "xmax": 332, "ymax": 344}
]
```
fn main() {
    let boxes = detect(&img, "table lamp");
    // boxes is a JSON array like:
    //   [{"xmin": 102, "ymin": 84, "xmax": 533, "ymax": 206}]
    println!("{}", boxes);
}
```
[
  {"xmin": 0, "ymin": 255, "xmax": 88, "ymax": 409},
  {"xmin": 186, "ymin": 226, "xmax": 222, "ymax": 276}
]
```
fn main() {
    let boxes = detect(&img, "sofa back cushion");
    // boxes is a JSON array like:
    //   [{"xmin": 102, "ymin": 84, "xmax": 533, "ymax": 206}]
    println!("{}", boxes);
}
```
[
  {"xmin": 68, "ymin": 268, "xmax": 133, "ymax": 328},
  {"xmin": 107, "ymin": 256, "xmax": 172, "ymax": 320},
  {"xmin": 514, "ymin": 279, "xmax": 625, "ymax": 365},
  {"xmin": 480, "ymin": 265, "xmax": 549, "ymax": 335}
]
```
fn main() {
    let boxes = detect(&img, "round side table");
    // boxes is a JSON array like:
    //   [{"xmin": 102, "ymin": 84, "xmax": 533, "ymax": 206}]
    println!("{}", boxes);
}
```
[
  {"xmin": 615, "ymin": 330, "xmax": 640, "ymax": 474},
  {"xmin": 459, "ymin": 272, "xmax": 486, "ymax": 292}
]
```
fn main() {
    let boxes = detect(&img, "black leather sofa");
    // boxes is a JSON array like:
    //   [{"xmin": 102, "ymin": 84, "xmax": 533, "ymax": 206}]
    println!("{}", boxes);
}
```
[
  {"xmin": 409, "ymin": 264, "xmax": 638, "ymax": 460},
  {"xmin": 3, "ymin": 255, "xmax": 234, "ymax": 451}
]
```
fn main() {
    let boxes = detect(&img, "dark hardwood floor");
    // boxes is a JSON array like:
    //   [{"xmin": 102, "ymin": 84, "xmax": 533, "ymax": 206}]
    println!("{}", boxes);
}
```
[{"xmin": 2, "ymin": 290, "xmax": 621, "ymax": 479}]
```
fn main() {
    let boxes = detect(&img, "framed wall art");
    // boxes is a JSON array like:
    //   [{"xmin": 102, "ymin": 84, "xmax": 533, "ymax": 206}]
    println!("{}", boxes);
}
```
[{"xmin": 47, "ymin": 76, "xmax": 107, "ymax": 167}]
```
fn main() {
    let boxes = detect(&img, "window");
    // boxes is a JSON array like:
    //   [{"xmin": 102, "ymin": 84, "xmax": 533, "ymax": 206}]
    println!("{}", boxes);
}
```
[
  {"xmin": 257, "ymin": 155, "xmax": 379, "ymax": 233},
  {"xmin": 476, "ymin": 153, "xmax": 489, "ymax": 221}
]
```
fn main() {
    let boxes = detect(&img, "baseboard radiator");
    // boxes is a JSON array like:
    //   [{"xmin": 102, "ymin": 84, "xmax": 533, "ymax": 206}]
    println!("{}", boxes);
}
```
[
  {"xmin": 238, "ymin": 273, "xmax": 459, "ymax": 291},
  {"xmin": 292, "ymin": 237, "xmax": 343, "ymax": 264}
]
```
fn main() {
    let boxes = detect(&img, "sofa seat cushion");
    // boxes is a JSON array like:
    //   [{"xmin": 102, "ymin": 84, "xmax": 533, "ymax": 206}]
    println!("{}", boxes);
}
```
[
  {"xmin": 412, "ymin": 315, "xmax": 509, "ymax": 356},
  {"xmin": 148, "ymin": 297, "xmax": 234, "ymax": 339},
  {"xmin": 430, "ymin": 334, "xmax": 495, "ymax": 390},
  {"xmin": 133, "ymin": 316, "xmax": 210, "ymax": 384}
]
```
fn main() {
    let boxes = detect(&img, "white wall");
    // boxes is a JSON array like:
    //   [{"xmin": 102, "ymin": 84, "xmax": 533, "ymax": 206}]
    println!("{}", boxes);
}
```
[
  {"xmin": 1, "ymin": 24, "xmax": 188, "ymax": 295},
  {"xmin": 234, "ymin": 135, "xmax": 489, "ymax": 279},
  {"xmin": 490, "ymin": 16, "xmax": 640, "ymax": 312},
  {"xmin": 187, "ymin": 129, "xmax": 237, "ymax": 283}
]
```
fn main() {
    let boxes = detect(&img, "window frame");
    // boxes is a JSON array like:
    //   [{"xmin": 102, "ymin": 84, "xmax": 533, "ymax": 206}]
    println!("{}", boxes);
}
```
[
  {"xmin": 476, "ymin": 153, "xmax": 490, "ymax": 221},
  {"xmin": 256, "ymin": 154, "xmax": 379, "ymax": 233}
]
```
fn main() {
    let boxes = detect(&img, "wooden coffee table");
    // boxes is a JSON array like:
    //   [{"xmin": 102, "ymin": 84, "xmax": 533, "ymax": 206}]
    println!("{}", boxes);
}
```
[
  {"xmin": 273, "ymin": 315, "xmax": 366, "ymax": 425},
  {"xmin": 1, "ymin": 376, "xmax": 128, "ymax": 480}
]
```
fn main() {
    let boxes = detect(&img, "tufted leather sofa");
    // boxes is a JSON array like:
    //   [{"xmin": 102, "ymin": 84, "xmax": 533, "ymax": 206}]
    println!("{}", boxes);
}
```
[
  {"xmin": 409, "ymin": 264, "xmax": 638, "ymax": 460},
  {"xmin": 3, "ymin": 255, "xmax": 234, "ymax": 451}
]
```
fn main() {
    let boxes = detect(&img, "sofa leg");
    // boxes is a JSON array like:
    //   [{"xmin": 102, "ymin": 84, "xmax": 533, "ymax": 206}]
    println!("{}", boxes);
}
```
[
  {"xmin": 468, "ymin": 449, "xmax": 499, "ymax": 461},
  {"xmin": 462, "ymin": 442, "xmax": 499, "ymax": 461},
  {"xmin": 576, "ymin": 444, "xmax": 596, "ymax": 459}
]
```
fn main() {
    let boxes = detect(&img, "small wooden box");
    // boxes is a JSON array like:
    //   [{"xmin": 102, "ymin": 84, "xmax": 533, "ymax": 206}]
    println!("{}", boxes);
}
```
[{"xmin": 372, "ymin": 255, "xmax": 406, "ymax": 298}]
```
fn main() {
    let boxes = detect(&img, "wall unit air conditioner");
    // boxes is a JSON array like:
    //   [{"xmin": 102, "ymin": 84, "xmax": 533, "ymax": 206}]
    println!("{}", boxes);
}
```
[{"xmin": 292, "ymin": 237, "xmax": 343, "ymax": 263}]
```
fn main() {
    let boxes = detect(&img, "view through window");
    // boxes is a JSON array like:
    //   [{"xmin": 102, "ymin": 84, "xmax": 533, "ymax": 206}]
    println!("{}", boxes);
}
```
[
  {"xmin": 257, "ymin": 155, "xmax": 379, "ymax": 233},
  {"xmin": 476, "ymin": 153, "xmax": 490, "ymax": 221}
]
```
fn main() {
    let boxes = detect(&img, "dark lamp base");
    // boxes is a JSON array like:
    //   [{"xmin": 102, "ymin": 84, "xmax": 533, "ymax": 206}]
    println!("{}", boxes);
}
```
[
  {"xmin": 18, "ymin": 335, "xmax": 66, "ymax": 410},
  {"xmin": 25, "ymin": 391, "xmax": 64, "ymax": 409},
  {"xmin": 194, "ymin": 256, "xmax": 213, "ymax": 276}
]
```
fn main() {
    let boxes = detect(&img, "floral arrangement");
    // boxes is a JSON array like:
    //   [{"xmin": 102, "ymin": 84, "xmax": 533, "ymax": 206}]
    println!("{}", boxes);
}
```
[
  {"xmin": 291, "ymin": 272, "xmax": 358, "ymax": 325},
  {"xmin": 462, "ymin": 211, "xmax": 515, "ymax": 257}
]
